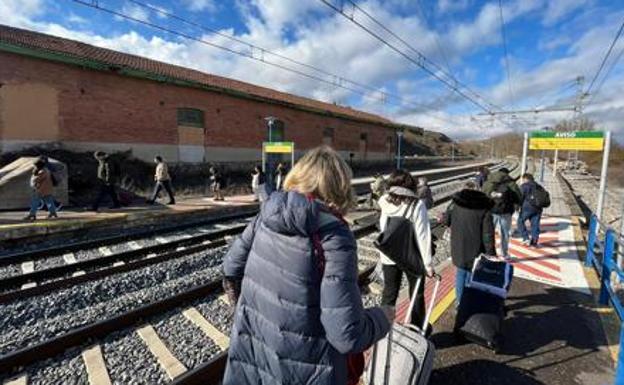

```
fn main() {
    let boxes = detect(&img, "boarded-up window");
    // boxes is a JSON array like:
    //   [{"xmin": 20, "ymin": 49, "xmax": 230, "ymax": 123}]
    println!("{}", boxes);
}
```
[
  {"xmin": 177, "ymin": 108, "xmax": 204, "ymax": 128},
  {"xmin": 323, "ymin": 127, "xmax": 334, "ymax": 145},
  {"xmin": 359, "ymin": 133, "xmax": 368, "ymax": 159}
]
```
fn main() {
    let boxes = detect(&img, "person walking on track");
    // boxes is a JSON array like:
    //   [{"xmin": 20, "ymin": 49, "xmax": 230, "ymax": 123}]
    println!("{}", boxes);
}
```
[
  {"xmin": 209, "ymin": 166, "xmax": 225, "ymax": 201},
  {"xmin": 444, "ymin": 181, "xmax": 496, "ymax": 302},
  {"xmin": 482, "ymin": 167, "xmax": 522, "ymax": 259},
  {"xmin": 147, "ymin": 156, "xmax": 175, "ymax": 205},
  {"xmin": 517, "ymin": 173, "xmax": 549, "ymax": 247},
  {"xmin": 377, "ymin": 169, "xmax": 433, "ymax": 328},
  {"xmin": 24, "ymin": 158, "xmax": 58, "ymax": 221},
  {"xmin": 475, "ymin": 166, "xmax": 489, "ymax": 189},
  {"xmin": 221, "ymin": 146, "xmax": 392, "ymax": 385},
  {"xmin": 91, "ymin": 151, "xmax": 120, "ymax": 211}
]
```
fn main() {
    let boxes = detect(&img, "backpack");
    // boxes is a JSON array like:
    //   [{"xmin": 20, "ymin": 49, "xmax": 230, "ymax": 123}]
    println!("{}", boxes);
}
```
[
  {"xmin": 490, "ymin": 182, "xmax": 515, "ymax": 214},
  {"xmin": 374, "ymin": 202, "xmax": 425, "ymax": 276},
  {"xmin": 47, "ymin": 163, "xmax": 64, "ymax": 187},
  {"xmin": 528, "ymin": 184, "xmax": 550, "ymax": 209}
]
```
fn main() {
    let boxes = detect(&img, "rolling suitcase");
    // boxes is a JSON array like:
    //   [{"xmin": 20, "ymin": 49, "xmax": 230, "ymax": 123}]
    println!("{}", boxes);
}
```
[
  {"xmin": 365, "ymin": 274, "xmax": 441, "ymax": 385},
  {"xmin": 454, "ymin": 287, "xmax": 505, "ymax": 351}
]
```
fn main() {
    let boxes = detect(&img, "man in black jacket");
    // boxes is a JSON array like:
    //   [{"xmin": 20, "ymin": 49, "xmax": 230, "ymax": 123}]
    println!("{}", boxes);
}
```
[
  {"xmin": 92, "ymin": 151, "xmax": 120, "ymax": 211},
  {"xmin": 444, "ymin": 181, "xmax": 496, "ymax": 302}
]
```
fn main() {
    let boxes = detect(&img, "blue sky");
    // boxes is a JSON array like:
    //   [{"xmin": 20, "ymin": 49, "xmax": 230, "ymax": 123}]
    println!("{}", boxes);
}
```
[{"xmin": 2, "ymin": 0, "xmax": 624, "ymax": 142}]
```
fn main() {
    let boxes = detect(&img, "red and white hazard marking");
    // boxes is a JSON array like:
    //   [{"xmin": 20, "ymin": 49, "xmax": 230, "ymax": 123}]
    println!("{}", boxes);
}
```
[{"xmin": 497, "ymin": 215, "xmax": 589, "ymax": 294}]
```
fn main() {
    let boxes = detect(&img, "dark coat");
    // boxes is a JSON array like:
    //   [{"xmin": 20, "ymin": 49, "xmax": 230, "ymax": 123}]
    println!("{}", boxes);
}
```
[
  {"xmin": 482, "ymin": 170, "xmax": 522, "ymax": 214},
  {"xmin": 445, "ymin": 189, "xmax": 496, "ymax": 269},
  {"xmin": 520, "ymin": 181, "xmax": 542, "ymax": 215},
  {"xmin": 222, "ymin": 191, "xmax": 389, "ymax": 385}
]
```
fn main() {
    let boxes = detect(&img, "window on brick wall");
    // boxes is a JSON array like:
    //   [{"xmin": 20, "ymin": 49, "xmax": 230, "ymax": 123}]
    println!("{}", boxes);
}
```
[
  {"xmin": 268, "ymin": 119, "xmax": 285, "ymax": 142},
  {"xmin": 323, "ymin": 127, "xmax": 334, "ymax": 145},
  {"xmin": 177, "ymin": 108, "xmax": 204, "ymax": 128}
]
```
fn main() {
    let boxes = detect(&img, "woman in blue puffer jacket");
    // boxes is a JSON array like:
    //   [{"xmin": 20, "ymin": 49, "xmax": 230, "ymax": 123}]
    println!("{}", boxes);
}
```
[{"xmin": 222, "ymin": 146, "xmax": 392, "ymax": 385}]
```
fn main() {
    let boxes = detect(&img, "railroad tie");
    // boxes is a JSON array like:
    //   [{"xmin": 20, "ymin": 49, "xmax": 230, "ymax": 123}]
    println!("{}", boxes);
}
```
[
  {"xmin": 82, "ymin": 345, "xmax": 112, "ymax": 385},
  {"xmin": 183, "ymin": 307, "xmax": 230, "ymax": 350},
  {"xmin": 20, "ymin": 262, "xmax": 36, "ymax": 290},
  {"xmin": 136, "ymin": 325, "xmax": 187, "ymax": 380},
  {"xmin": 213, "ymin": 224, "xmax": 230, "ymax": 230},
  {"xmin": 2, "ymin": 374, "xmax": 27, "ymax": 385},
  {"xmin": 63, "ymin": 253, "xmax": 77, "ymax": 264},
  {"xmin": 98, "ymin": 247, "xmax": 113, "ymax": 256}
]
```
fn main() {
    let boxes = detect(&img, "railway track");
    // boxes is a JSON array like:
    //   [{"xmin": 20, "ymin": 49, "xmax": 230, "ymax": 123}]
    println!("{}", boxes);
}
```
[{"xmin": 0, "ymin": 161, "xmax": 513, "ymax": 384}]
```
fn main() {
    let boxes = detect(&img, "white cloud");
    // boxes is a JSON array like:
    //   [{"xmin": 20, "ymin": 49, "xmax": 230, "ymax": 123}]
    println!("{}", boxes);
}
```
[
  {"xmin": 117, "ymin": 2, "xmax": 151, "ymax": 23},
  {"xmin": 437, "ymin": 0, "xmax": 471, "ymax": 14},
  {"xmin": 542, "ymin": 0, "xmax": 591, "ymax": 26},
  {"xmin": 181, "ymin": 0, "xmax": 217, "ymax": 13},
  {"xmin": 67, "ymin": 13, "xmax": 88, "ymax": 25}
]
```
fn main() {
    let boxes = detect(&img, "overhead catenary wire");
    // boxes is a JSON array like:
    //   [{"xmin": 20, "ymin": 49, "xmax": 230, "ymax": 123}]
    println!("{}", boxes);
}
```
[
  {"xmin": 70, "ymin": 0, "xmax": 462, "ymax": 127},
  {"xmin": 498, "ymin": 0, "xmax": 515, "ymax": 108},
  {"xmin": 586, "ymin": 18, "xmax": 624, "ymax": 97},
  {"xmin": 318, "ymin": 0, "xmax": 496, "ymax": 114},
  {"xmin": 587, "ymin": 41, "xmax": 624, "ymax": 106}
]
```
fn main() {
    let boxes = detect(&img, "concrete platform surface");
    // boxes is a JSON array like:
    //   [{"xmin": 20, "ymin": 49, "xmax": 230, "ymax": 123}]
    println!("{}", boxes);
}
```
[
  {"xmin": 430, "ymin": 277, "xmax": 614, "ymax": 385},
  {"xmin": 0, "ymin": 195, "xmax": 259, "ymax": 244}
]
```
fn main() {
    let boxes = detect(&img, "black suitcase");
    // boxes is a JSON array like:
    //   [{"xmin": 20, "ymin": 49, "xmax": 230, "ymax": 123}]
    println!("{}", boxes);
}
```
[{"xmin": 454, "ymin": 287, "xmax": 505, "ymax": 351}]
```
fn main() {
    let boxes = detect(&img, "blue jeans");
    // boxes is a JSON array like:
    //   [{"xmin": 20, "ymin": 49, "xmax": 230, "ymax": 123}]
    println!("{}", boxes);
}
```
[
  {"xmin": 518, "ymin": 209, "xmax": 541, "ymax": 245},
  {"xmin": 30, "ymin": 195, "xmax": 56, "ymax": 216},
  {"xmin": 492, "ymin": 213, "xmax": 512, "ymax": 257},
  {"xmin": 455, "ymin": 267, "xmax": 472, "ymax": 302}
]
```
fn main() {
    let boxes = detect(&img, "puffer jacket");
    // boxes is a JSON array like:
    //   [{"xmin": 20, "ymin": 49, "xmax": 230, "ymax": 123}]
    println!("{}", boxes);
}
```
[
  {"xmin": 222, "ymin": 191, "xmax": 390, "ymax": 385},
  {"xmin": 444, "ymin": 189, "xmax": 495, "ymax": 269}
]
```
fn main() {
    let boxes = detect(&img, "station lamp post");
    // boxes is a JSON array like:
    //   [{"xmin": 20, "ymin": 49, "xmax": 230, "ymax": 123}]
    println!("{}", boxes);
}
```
[
  {"xmin": 263, "ymin": 116, "xmax": 278, "ymax": 187},
  {"xmin": 396, "ymin": 129, "xmax": 404, "ymax": 170}
]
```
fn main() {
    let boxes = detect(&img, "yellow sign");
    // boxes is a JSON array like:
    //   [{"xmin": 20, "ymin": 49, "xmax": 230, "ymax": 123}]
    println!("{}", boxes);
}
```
[
  {"xmin": 529, "ymin": 131, "xmax": 604, "ymax": 151},
  {"xmin": 263, "ymin": 142, "xmax": 294, "ymax": 154}
]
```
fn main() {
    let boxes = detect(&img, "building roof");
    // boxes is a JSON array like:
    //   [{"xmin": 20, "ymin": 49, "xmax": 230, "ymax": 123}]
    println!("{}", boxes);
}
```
[{"xmin": 0, "ymin": 24, "xmax": 404, "ymax": 129}]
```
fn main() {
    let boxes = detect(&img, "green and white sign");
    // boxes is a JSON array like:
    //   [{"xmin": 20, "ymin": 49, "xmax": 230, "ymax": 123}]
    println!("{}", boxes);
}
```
[{"xmin": 529, "ymin": 131, "xmax": 605, "ymax": 151}]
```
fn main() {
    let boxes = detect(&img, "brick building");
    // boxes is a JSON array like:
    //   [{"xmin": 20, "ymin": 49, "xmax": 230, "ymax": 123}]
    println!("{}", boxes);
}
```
[{"xmin": 0, "ymin": 25, "xmax": 422, "ymax": 163}]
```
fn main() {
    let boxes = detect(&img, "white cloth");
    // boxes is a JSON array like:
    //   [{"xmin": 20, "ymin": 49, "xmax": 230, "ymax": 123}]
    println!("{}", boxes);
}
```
[
  {"xmin": 377, "ymin": 194, "xmax": 432, "ymax": 272},
  {"xmin": 251, "ymin": 174, "xmax": 260, "ymax": 190}
]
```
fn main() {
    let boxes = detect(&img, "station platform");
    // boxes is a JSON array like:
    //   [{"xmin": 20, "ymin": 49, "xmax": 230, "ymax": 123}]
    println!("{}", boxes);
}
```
[
  {"xmin": 0, "ymin": 195, "xmax": 259, "ymax": 246},
  {"xmin": 392, "ymin": 167, "xmax": 617, "ymax": 385}
]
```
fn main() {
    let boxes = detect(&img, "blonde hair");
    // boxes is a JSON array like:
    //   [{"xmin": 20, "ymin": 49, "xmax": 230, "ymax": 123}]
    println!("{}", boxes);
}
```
[{"xmin": 283, "ymin": 146, "xmax": 354, "ymax": 213}]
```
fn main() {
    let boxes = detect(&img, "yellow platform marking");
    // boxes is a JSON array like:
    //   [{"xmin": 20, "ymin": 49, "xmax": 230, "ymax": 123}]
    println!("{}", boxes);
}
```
[
  {"xmin": 156, "ymin": 237, "xmax": 169, "ymax": 244},
  {"xmin": 3, "ymin": 374, "xmax": 27, "ymax": 385},
  {"xmin": 82, "ymin": 345, "xmax": 112, "ymax": 385},
  {"xmin": 430, "ymin": 290, "xmax": 456, "ymax": 325},
  {"xmin": 136, "ymin": 325, "xmax": 187, "ymax": 380},
  {"xmin": 127, "ymin": 241, "xmax": 142, "ymax": 250},
  {"xmin": 63, "ymin": 253, "xmax": 77, "ymax": 264},
  {"xmin": 183, "ymin": 307, "xmax": 230, "ymax": 350}
]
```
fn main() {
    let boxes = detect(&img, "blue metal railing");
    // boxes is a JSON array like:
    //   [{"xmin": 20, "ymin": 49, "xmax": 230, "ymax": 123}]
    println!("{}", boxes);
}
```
[{"xmin": 585, "ymin": 215, "xmax": 624, "ymax": 384}]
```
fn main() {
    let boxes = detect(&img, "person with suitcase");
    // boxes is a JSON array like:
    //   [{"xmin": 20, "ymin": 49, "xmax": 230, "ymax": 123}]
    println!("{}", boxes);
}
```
[
  {"xmin": 221, "ymin": 146, "xmax": 392, "ymax": 385},
  {"xmin": 482, "ymin": 167, "xmax": 522, "ymax": 260},
  {"xmin": 444, "ymin": 180, "xmax": 496, "ymax": 303},
  {"xmin": 377, "ymin": 169, "xmax": 433, "ymax": 328},
  {"xmin": 517, "ymin": 173, "xmax": 550, "ymax": 247}
]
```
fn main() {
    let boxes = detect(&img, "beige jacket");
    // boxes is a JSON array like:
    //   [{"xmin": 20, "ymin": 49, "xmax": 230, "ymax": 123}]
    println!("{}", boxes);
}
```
[
  {"xmin": 155, "ymin": 162, "xmax": 170, "ymax": 181},
  {"xmin": 31, "ymin": 168, "xmax": 54, "ymax": 196}
]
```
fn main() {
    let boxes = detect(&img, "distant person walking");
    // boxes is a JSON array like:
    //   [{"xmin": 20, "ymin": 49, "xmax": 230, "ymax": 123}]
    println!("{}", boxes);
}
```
[
  {"xmin": 369, "ymin": 173, "xmax": 387, "ymax": 208},
  {"xmin": 378, "ymin": 169, "xmax": 433, "ymax": 327},
  {"xmin": 37, "ymin": 155, "xmax": 62, "ymax": 212},
  {"xmin": 483, "ymin": 167, "xmax": 522, "ymax": 259},
  {"xmin": 475, "ymin": 166, "xmax": 489, "ymax": 189},
  {"xmin": 24, "ymin": 158, "xmax": 57, "ymax": 221},
  {"xmin": 444, "ymin": 181, "xmax": 495, "ymax": 302},
  {"xmin": 274, "ymin": 162, "xmax": 287, "ymax": 191},
  {"xmin": 416, "ymin": 176, "xmax": 434, "ymax": 209},
  {"xmin": 92, "ymin": 151, "xmax": 120, "ymax": 211},
  {"xmin": 147, "ymin": 156, "xmax": 175, "ymax": 205},
  {"xmin": 221, "ymin": 146, "xmax": 391, "ymax": 385},
  {"xmin": 517, "ymin": 173, "xmax": 550, "ymax": 247},
  {"xmin": 251, "ymin": 165, "xmax": 265, "ymax": 202},
  {"xmin": 210, "ymin": 166, "xmax": 225, "ymax": 201}
]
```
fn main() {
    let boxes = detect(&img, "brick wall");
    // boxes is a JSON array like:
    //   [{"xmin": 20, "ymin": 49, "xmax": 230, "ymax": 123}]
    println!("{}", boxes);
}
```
[{"xmin": 0, "ymin": 51, "xmax": 398, "ymax": 162}]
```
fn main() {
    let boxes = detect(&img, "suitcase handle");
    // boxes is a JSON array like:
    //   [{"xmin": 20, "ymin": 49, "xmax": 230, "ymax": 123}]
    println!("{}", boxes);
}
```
[{"xmin": 404, "ymin": 273, "xmax": 442, "ymax": 336}]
